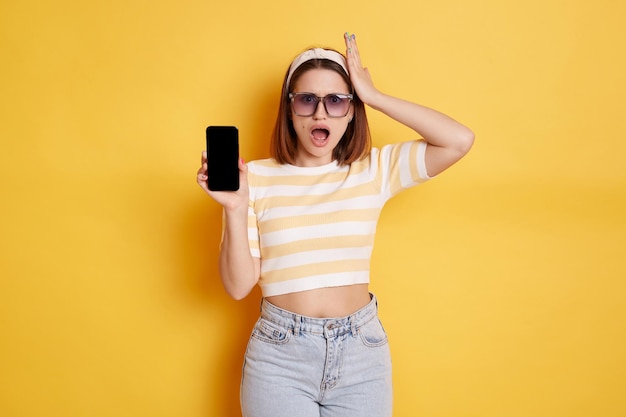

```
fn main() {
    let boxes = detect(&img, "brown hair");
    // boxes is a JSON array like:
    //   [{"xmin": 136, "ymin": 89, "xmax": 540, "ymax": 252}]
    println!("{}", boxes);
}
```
[{"xmin": 270, "ymin": 50, "xmax": 371, "ymax": 165}]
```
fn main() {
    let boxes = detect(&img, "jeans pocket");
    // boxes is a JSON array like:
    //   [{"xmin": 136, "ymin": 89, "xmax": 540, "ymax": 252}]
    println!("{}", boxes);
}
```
[
  {"xmin": 251, "ymin": 318, "xmax": 292, "ymax": 345},
  {"xmin": 358, "ymin": 317, "xmax": 388, "ymax": 348}
]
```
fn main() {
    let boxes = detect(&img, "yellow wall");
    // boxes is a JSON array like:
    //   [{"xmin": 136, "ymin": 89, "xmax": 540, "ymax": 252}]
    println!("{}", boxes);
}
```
[{"xmin": 1, "ymin": 0, "xmax": 625, "ymax": 416}]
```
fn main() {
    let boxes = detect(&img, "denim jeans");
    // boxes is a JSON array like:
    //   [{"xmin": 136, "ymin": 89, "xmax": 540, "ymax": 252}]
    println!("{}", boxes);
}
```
[{"xmin": 240, "ymin": 294, "xmax": 392, "ymax": 417}]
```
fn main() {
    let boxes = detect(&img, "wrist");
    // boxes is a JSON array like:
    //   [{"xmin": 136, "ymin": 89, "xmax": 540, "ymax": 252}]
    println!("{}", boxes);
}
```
[
  {"xmin": 360, "ymin": 89, "xmax": 385, "ymax": 110},
  {"xmin": 223, "ymin": 203, "xmax": 248, "ymax": 217}
]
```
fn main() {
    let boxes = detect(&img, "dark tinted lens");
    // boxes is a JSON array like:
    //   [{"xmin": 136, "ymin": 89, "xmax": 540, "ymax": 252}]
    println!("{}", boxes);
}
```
[
  {"xmin": 293, "ymin": 94, "xmax": 318, "ymax": 115},
  {"xmin": 324, "ymin": 95, "xmax": 350, "ymax": 117}
]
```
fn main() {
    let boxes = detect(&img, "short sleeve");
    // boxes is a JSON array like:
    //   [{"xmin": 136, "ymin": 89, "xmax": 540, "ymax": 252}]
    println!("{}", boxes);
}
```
[
  {"xmin": 378, "ymin": 140, "xmax": 433, "ymax": 198},
  {"xmin": 247, "ymin": 203, "xmax": 260, "ymax": 258}
]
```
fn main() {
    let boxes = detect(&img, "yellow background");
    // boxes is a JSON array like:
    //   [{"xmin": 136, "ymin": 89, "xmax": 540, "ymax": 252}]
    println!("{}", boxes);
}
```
[{"xmin": 1, "ymin": 0, "xmax": 625, "ymax": 416}]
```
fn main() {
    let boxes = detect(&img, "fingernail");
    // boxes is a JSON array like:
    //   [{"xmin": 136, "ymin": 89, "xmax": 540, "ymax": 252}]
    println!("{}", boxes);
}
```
[{"xmin": 351, "ymin": 34, "xmax": 356, "ymax": 40}]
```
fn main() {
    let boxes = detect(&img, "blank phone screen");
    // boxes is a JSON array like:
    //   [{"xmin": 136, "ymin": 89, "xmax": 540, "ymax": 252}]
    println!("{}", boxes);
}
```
[{"xmin": 206, "ymin": 126, "xmax": 239, "ymax": 191}]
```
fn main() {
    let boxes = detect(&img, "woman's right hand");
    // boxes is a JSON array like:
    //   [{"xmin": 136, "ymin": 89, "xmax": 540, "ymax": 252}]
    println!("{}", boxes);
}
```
[{"xmin": 197, "ymin": 151, "xmax": 250, "ymax": 212}]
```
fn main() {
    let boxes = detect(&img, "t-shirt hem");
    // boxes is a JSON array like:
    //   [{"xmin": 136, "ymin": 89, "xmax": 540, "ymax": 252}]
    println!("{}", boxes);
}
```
[{"xmin": 260, "ymin": 274, "xmax": 370, "ymax": 297}]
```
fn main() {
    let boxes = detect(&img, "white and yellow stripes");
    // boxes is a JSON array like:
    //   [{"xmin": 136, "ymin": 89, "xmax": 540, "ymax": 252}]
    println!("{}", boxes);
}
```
[{"xmin": 246, "ymin": 140, "xmax": 431, "ymax": 297}]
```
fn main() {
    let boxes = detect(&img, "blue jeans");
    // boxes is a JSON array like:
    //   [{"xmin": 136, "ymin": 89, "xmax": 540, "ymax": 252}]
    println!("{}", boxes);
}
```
[{"xmin": 241, "ymin": 294, "xmax": 392, "ymax": 417}]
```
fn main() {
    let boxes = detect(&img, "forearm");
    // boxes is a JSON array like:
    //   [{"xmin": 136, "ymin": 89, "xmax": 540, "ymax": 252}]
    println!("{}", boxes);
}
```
[
  {"xmin": 218, "ymin": 207, "xmax": 259, "ymax": 300},
  {"xmin": 344, "ymin": 33, "xmax": 474, "ymax": 175},
  {"xmin": 366, "ymin": 90, "xmax": 474, "ymax": 152}
]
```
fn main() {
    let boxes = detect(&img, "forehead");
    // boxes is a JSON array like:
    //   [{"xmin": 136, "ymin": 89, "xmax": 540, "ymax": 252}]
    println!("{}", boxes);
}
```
[{"xmin": 292, "ymin": 68, "xmax": 350, "ymax": 94}]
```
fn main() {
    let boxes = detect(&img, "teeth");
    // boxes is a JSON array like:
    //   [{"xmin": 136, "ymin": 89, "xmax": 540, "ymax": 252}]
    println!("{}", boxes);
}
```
[{"xmin": 312, "ymin": 129, "xmax": 329, "ymax": 140}]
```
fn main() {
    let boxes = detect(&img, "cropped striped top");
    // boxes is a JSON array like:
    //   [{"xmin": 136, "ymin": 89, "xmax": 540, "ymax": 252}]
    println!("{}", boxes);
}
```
[{"xmin": 245, "ymin": 140, "xmax": 432, "ymax": 297}]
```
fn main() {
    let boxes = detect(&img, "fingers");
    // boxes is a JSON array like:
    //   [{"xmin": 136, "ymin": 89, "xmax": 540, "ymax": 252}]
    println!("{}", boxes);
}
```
[
  {"xmin": 344, "ymin": 32, "xmax": 361, "ymax": 67},
  {"xmin": 197, "ymin": 169, "xmax": 208, "ymax": 188},
  {"xmin": 238, "ymin": 157, "xmax": 249, "ymax": 188},
  {"xmin": 342, "ymin": 33, "xmax": 377, "ymax": 105},
  {"xmin": 344, "ymin": 32, "xmax": 367, "ymax": 86},
  {"xmin": 197, "ymin": 150, "xmax": 208, "ymax": 188},
  {"xmin": 197, "ymin": 153, "xmax": 248, "ymax": 192}
]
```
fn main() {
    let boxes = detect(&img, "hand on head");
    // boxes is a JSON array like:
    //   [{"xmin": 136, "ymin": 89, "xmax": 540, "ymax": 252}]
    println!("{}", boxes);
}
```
[{"xmin": 343, "ymin": 32, "xmax": 378, "ymax": 105}]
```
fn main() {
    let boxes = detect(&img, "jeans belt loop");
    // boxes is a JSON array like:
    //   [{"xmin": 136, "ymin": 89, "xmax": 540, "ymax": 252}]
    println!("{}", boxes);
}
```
[
  {"xmin": 294, "ymin": 314, "xmax": 301, "ymax": 337},
  {"xmin": 351, "ymin": 315, "xmax": 358, "ymax": 337}
]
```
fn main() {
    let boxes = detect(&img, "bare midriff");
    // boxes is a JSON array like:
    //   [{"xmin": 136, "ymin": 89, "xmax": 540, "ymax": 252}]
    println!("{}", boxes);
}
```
[{"xmin": 265, "ymin": 284, "xmax": 371, "ymax": 318}]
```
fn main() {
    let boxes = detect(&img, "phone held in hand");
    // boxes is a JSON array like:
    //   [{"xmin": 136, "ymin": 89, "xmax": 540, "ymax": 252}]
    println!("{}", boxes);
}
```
[{"xmin": 206, "ymin": 126, "xmax": 239, "ymax": 191}]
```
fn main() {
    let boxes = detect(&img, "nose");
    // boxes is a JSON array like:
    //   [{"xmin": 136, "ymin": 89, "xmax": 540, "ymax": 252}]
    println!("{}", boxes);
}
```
[{"xmin": 312, "ymin": 99, "xmax": 327, "ymax": 119}]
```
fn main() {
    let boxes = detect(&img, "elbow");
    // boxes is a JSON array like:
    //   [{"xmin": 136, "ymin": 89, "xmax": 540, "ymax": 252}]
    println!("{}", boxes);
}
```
[
  {"xmin": 228, "ymin": 291, "xmax": 247, "ymax": 301},
  {"xmin": 424, "ymin": 128, "xmax": 475, "ymax": 177},
  {"xmin": 219, "ymin": 255, "xmax": 259, "ymax": 301},
  {"xmin": 446, "ymin": 129, "xmax": 475, "ymax": 170},
  {"xmin": 221, "ymin": 273, "xmax": 256, "ymax": 301},
  {"xmin": 227, "ymin": 286, "xmax": 253, "ymax": 301},
  {"xmin": 456, "ymin": 128, "xmax": 475, "ymax": 156},
  {"xmin": 223, "ymin": 280, "xmax": 255, "ymax": 301}
]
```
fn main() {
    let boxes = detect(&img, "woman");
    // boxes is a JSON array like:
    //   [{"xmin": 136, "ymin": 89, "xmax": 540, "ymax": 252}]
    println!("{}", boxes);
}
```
[{"xmin": 197, "ymin": 33, "xmax": 474, "ymax": 417}]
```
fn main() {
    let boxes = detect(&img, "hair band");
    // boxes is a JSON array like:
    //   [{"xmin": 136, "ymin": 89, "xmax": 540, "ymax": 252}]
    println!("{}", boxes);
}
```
[{"xmin": 285, "ymin": 48, "xmax": 348, "ymax": 88}]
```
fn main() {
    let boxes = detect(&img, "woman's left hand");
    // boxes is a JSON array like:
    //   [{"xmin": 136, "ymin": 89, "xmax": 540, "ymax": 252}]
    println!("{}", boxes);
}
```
[{"xmin": 344, "ymin": 33, "xmax": 379, "ymax": 105}]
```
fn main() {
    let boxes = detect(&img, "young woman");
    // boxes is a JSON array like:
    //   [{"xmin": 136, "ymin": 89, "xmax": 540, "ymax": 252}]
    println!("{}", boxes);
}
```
[{"xmin": 197, "ymin": 33, "xmax": 474, "ymax": 417}]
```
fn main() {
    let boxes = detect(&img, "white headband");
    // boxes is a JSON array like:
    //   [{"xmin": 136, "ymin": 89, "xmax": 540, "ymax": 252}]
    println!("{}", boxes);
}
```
[{"xmin": 286, "ymin": 48, "xmax": 348, "ymax": 88}]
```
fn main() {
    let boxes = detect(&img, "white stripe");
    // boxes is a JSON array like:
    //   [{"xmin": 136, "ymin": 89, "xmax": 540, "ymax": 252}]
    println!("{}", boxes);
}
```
[
  {"xmin": 261, "ymin": 272, "xmax": 370, "ymax": 297},
  {"xmin": 258, "ymin": 195, "xmax": 384, "ymax": 221},
  {"xmin": 248, "ymin": 227, "xmax": 258, "ymax": 241},
  {"xmin": 262, "ymin": 221, "xmax": 377, "ymax": 247},
  {"xmin": 399, "ymin": 141, "xmax": 414, "ymax": 188},
  {"xmin": 252, "ymin": 167, "xmax": 374, "ymax": 198},
  {"xmin": 250, "ymin": 161, "xmax": 347, "ymax": 177},
  {"xmin": 417, "ymin": 141, "xmax": 431, "ymax": 179},
  {"xmin": 378, "ymin": 146, "xmax": 392, "ymax": 198},
  {"xmin": 262, "ymin": 246, "xmax": 373, "ymax": 271}
]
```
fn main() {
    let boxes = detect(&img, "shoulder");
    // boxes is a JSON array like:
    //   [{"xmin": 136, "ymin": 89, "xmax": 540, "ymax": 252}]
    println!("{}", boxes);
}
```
[
  {"xmin": 246, "ymin": 159, "xmax": 295, "ymax": 191},
  {"xmin": 247, "ymin": 158, "xmax": 279, "ymax": 169},
  {"xmin": 247, "ymin": 158, "xmax": 283, "ymax": 175},
  {"xmin": 377, "ymin": 141, "xmax": 427, "ymax": 162}
]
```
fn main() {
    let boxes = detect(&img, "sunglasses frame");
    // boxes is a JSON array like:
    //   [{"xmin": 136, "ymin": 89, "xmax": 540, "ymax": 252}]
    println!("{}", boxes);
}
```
[{"xmin": 288, "ymin": 92, "xmax": 354, "ymax": 118}]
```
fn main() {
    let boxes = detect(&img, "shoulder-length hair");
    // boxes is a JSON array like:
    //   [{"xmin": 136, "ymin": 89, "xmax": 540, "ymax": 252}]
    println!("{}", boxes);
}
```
[{"xmin": 270, "ymin": 51, "xmax": 371, "ymax": 166}]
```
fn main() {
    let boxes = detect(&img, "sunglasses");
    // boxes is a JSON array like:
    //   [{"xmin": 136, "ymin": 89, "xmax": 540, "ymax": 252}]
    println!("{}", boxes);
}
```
[{"xmin": 288, "ymin": 92, "xmax": 354, "ymax": 118}]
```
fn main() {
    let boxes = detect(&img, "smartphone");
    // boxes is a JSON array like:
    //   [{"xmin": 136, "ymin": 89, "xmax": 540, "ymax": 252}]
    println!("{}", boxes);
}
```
[{"xmin": 206, "ymin": 126, "xmax": 239, "ymax": 191}]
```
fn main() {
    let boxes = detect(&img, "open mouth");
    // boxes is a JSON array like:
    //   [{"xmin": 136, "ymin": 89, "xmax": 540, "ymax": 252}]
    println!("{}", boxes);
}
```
[{"xmin": 311, "ymin": 128, "xmax": 330, "ymax": 146}]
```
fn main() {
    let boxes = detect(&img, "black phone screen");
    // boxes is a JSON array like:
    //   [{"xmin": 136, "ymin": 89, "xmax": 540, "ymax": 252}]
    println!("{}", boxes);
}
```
[{"xmin": 206, "ymin": 126, "xmax": 239, "ymax": 191}]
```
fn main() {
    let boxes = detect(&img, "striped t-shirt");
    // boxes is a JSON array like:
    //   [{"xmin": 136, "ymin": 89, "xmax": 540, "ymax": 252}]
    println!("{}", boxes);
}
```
[{"xmin": 246, "ymin": 140, "xmax": 432, "ymax": 297}]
